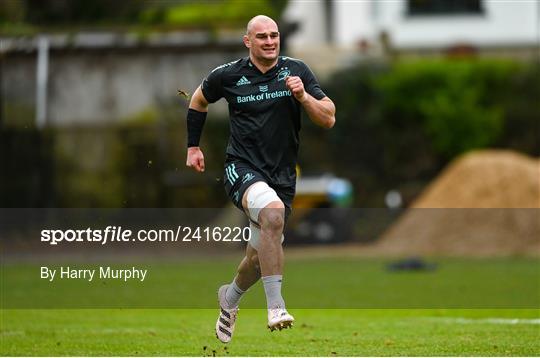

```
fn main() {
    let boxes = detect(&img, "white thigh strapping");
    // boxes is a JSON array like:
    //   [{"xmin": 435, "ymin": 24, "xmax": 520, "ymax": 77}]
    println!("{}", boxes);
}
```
[
  {"xmin": 245, "ymin": 181, "xmax": 281, "ymax": 224},
  {"xmin": 248, "ymin": 222, "xmax": 285, "ymax": 251}
]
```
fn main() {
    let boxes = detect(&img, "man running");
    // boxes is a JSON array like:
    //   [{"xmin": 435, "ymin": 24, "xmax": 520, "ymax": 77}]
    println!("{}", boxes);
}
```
[{"xmin": 185, "ymin": 15, "xmax": 335, "ymax": 343}]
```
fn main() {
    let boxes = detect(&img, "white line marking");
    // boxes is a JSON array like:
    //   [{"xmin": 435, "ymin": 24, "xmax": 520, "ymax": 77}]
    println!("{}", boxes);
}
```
[{"xmin": 425, "ymin": 317, "xmax": 540, "ymax": 325}]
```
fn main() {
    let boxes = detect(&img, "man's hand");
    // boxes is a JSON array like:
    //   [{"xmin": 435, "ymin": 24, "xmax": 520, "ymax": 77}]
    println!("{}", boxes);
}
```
[
  {"xmin": 186, "ymin": 147, "xmax": 205, "ymax": 172},
  {"xmin": 286, "ymin": 75, "xmax": 335, "ymax": 129},
  {"xmin": 285, "ymin": 76, "xmax": 308, "ymax": 103}
]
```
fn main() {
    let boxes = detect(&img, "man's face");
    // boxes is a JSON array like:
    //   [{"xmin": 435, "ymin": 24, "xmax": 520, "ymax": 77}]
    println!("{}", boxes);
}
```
[{"xmin": 244, "ymin": 20, "xmax": 280, "ymax": 63}]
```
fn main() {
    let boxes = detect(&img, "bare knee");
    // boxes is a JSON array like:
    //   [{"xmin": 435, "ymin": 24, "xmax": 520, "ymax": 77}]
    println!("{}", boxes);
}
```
[{"xmin": 259, "ymin": 202, "xmax": 285, "ymax": 233}]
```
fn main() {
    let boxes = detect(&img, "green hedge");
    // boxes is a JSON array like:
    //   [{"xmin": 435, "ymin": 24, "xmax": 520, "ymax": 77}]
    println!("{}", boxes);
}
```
[
  {"xmin": 375, "ymin": 60, "xmax": 519, "ymax": 157},
  {"xmin": 0, "ymin": 0, "xmax": 288, "ymax": 35},
  {"xmin": 146, "ymin": 0, "xmax": 287, "ymax": 29},
  {"xmin": 308, "ymin": 58, "xmax": 539, "ymax": 206}
]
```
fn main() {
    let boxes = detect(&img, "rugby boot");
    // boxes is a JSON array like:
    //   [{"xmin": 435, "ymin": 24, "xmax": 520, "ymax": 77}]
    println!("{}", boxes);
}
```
[
  {"xmin": 267, "ymin": 307, "xmax": 294, "ymax": 331},
  {"xmin": 215, "ymin": 284, "xmax": 239, "ymax": 343}
]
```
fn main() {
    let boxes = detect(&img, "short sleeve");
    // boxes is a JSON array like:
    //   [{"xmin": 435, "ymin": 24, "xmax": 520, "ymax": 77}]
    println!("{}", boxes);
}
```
[
  {"xmin": 201, "ymin": 66, "xmax": 224, "ymax": 103},
  {"xmin": 301, "ymin": 63, "xmax": 326, "ymax": 100}
]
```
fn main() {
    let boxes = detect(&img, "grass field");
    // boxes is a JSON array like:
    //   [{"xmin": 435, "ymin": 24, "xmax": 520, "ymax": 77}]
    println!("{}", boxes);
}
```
[
  {"xmin": 2, "ymin": 257, "xmax": 539, "ymax": 308},
  {"xmin": 1, "ymin": 308, "xmax": 539, "ymax": 356},
  {"xmin": 1, "ymin": 256, "xmax": 539, "ymax": 356}
]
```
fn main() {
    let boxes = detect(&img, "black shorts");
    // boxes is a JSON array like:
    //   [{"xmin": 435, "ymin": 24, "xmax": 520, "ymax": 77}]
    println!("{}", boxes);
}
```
[{"xmin": 223, "ymin": 159, "xmax": 295, "ymax": 214}]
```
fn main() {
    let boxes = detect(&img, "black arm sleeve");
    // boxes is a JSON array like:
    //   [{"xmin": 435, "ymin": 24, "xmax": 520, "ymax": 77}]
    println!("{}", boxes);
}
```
[{"xmin": 186, "ymin": 109, "xmax": 207, "ymax": 148}]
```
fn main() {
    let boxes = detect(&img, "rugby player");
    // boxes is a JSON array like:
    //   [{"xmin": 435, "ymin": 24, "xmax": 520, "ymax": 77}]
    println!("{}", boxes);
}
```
[{"xmin": 185, "ymin": 15, "xmax": 335, "ymax": 343}]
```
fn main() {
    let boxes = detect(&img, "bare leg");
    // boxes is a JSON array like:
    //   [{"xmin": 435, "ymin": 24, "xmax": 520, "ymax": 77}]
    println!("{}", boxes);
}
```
[
  {"xmin": 257, "ymin": 201, "xmax": 285, "ymax": 276},
  {"xmin": 232, "ymin": 203, "xmax": 284, "ymax": 297},
  {"xmin": 234, "ymin": 243, "xmax": 261, "ymax": 291},
  {"xmin": 238, "ymin": 183, "xmax": 293, "ymax": 328},
  {"xmin": 240, "ymin": 183, "xmax": 285, "ymax": 277}
]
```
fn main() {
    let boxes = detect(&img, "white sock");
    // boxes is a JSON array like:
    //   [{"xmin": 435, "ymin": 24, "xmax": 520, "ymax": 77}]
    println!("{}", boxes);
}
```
[
  {"xmin": 225, "ymin": 279, "xmax": 245, "ymax": 308},
  {"xmin": 262, "ymin": 275, "xmax": 285, "ymax": 309}
]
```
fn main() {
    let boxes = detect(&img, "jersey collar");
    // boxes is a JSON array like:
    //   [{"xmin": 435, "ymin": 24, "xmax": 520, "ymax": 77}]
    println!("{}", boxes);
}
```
[{"xmin": 245, "ymin": 57, "xmax": 282, "ymax": 75}]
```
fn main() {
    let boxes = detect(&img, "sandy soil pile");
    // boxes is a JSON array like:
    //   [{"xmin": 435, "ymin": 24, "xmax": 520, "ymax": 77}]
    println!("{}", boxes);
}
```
[{"xmin": 376, "ymin": 150, "xmax": 540, "ymax": 256}]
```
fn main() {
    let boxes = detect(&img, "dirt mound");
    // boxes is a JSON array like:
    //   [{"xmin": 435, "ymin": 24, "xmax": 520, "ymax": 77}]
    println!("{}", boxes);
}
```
[
  {"xmin": 376, "ymin": 150, "xmax": 540, "ymax": 256},
  {"xmin": 413, "ymin": 150, "xmax": 539, "ymax": 208}
]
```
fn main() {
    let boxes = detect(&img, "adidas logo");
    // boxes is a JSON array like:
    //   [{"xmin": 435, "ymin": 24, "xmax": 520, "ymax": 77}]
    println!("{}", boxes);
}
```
[
  {"xmin": 242, "ymin": 172, "xmax": 255, "ymax": 184},
  {"xmin": 236, "ymin": 76, "xmax": 251, "ymax": 86}
]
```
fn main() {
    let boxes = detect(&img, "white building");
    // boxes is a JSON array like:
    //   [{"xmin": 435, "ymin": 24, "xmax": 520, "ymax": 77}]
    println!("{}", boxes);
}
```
[{"xmin": 283, "ymin": 0, "xmax": 539, "ymax": 74}]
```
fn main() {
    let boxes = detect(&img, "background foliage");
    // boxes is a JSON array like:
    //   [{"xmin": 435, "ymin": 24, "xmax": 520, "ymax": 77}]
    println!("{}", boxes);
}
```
[
  {"xmin": 0, "ymin": 0, "xmax": 288, "ymax": 34},
  {"xmin": 1, "ymin": 59, "xmax": 538, "ymax": 207},
  {"xmin": 310, "ymin": 58, "xmax": 540, "ymax": 205}
]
